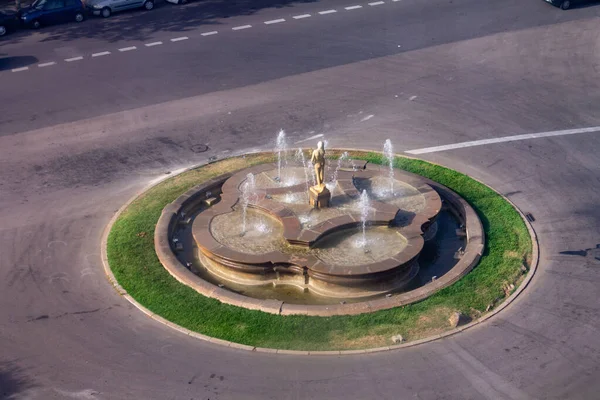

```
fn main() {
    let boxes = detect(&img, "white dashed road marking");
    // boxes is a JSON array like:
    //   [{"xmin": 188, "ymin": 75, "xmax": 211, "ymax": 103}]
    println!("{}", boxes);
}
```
[
  {"xmin": 406, "ymin": 126, "xmax": 600, "ymax": 155},
  {"xmin": 264, "ymin": 18, "xmax": 285, "ymax": 24},
  {"xmin": 6, "ymin": 0, "xmax": 407, "ymax": 74}
]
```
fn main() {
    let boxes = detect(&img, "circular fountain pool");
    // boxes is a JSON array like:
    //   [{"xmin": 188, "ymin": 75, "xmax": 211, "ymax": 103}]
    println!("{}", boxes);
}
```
[{"xmin": 154, "ymin": 150, "xmax": 485, "ymax": 316}]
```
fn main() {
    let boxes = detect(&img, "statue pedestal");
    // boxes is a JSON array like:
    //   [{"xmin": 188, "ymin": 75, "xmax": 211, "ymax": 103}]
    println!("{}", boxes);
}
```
[{"xmin": 309, "ymin": 185, "xmax": 331, "ymax": 209}]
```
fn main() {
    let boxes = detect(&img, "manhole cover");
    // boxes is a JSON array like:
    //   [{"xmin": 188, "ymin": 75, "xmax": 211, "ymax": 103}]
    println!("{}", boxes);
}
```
[{"xmin": 190, "ymin": 144, "xmax": 209, "ymax": 153}]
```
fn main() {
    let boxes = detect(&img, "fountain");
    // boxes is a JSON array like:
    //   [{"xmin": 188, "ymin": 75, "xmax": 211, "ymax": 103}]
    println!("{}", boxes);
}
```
[
  {"xmin": 328, "ymin": 151, "xmax": 350, "ymax": 193},
  {"xmin": 240, "ymin": 173, "xmax": 255, "ymax": 235},
  {"xmin": 358, "ymin": 189, "xmax": 370, "ymax": 249},
  {"xmin": 275, "ymin": 130, "xmax": 287, "ymax": 182},
  {"xmin": 155, "ymin": 132, "xmax": 484, "ymax": 315},
  {"xmin": 296, "ymin": 148, "xmax": 311, "ymax": 201},
  {"xmin": 383, "ymin": 139, "xmax": 394, "ymax": 195}
]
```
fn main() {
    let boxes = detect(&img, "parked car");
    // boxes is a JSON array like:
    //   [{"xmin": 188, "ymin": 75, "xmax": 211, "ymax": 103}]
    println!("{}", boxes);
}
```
[
  {"xmin": 0, "ymin": 11, "xmax": 20, "ymax": 36},
  {"xmin": 85, "ymin": 0, "xmax": 154, "ymax": 18},
  {"xmin": 20, "ymin": 0, "xmax": 85, "ymax": 28},
  {"xmin": 544, "ymin": 0, "xmax": 588, "ymax": 9}
]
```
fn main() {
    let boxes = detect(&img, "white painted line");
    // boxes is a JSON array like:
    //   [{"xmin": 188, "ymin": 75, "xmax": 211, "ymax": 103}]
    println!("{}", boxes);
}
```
[
  {"xmin": 368, "ymin": 1, "xmax": 385, "ymax": 5},
  {"xmin": 12, "ymin": 67, "xmax": 28, "ymax": 72},
  {"xmin": 295, "ymin": 133, "xmax": 324, "ymax": 144},
  {"xmin": 264, "ymin": 18, "xmax": 285, "ymax": 25},
  {"xmin": 145, "ymin": 41, "xmax": 163, "ymax": 47},
  {"xmin": 118, "ymin": 46, "xmax": 137, "ymax": 52},
  {"xmin": 293, "ymin": 14, "xmax": 311, "ymax": 19},
  {"xmin": 345, "ymin": 5, "xmax": 362, "ymax": 10},
  {"xmin": 201, "ymin": 31, "xmax": 218, "ymax": 36},
  {"xmin": 318, "ymin": 9, "xmax": 337, "ymax": 14},
  {"xmin": 232, "ymin": 25, "xmax": 252, "ymax": 30},
  {"xmin": 170, "ymin": 36, "xmax": 188, "ymax": 42},
  {"xmin": 38, "ymin": 62, "xmax": 56, "ymax": 68},
  {"xmin": 361, "ymin": 114, "xmax": 374, "ymax": 122},
  {"xmin": 65, "ymin": 56, "xmax": 83, "ymax": 62},
  {"xmin": 406, "ymin": 126, "xmax": 600, "ymax": 155},
  {"xmin": 92, "ymin": 51, "xmax": 111, "ymax": 57}
]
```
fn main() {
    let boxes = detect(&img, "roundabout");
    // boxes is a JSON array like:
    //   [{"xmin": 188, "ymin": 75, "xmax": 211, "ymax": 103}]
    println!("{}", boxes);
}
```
[
  {"xmin": 1, "ymin": 1, "xmax": 600, "ymax": 399},
  {"xmin": 104, "ymin": 141, "xmax": 532, "ymax": 351}
]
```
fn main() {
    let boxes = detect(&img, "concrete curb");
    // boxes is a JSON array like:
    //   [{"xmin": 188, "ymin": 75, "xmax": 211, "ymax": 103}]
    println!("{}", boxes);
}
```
[{"xmin": 100, "ymin": 150, "xmax": 539, "ymax": 356}]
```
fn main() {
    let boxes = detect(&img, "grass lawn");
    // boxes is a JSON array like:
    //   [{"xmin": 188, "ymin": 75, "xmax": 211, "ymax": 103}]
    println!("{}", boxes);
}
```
[{"xmin": 107, "ymin": 151, "xmax": 531, "ymax": 351}]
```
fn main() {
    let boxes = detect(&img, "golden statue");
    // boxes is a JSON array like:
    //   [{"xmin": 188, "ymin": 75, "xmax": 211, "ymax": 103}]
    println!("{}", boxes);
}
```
[
  {"xmin": 311, "ymin": 141, "xmax": 326, "ymax": 189},
  {"xmin": 309, "ymin": 141, "xmax": 331, "ymax": 208}
]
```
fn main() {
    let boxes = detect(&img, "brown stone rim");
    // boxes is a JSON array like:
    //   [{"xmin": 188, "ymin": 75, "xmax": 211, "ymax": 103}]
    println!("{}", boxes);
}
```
[{"xmin": 100, "ymin": 150, "xmax": 539, "ymax": 354}]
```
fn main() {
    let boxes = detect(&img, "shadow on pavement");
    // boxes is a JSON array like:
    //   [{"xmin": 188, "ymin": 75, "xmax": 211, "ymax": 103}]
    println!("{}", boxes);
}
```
[
  {"xmin": 0, "ymin": 362, "xmax": 37, "ymax": 400},
  {"xmin": 0, "ymin": 54, "xmax": 37, "ymax": 70}
]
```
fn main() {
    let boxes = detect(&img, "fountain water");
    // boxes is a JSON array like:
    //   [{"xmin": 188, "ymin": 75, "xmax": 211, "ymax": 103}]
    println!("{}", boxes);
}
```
[
  {"xmin": 241, "ymin": 173, "xmax": 256, "ymax": 235},
  {"xmin": 359, "ymin": 189, "xmax": 370, "ymax": 249},
  {"xmin": 383, "ymin": 139, "xmax": 394, "ymax": 195},
  {"xmin": 296, "ymin": 148, "xmax": 311, "ymax": 201},
  {"xmin": 331, "ymin": 152, "xmax": 349, "ymax": 184},
  {"xmin": 276, "ymin": 130, "xmax": 287, "ymax": 182}
]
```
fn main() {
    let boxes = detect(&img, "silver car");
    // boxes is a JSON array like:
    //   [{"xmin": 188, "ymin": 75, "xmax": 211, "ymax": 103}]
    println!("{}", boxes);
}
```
[{"xmin": 86, "ymin": 0, "xmax": 154, "ymax": 17}]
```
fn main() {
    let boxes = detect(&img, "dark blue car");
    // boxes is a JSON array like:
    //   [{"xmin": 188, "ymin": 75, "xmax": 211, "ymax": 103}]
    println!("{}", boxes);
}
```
[{"xmin": 20, "ymin": 0, "xmax": 85, "ymax": 29}]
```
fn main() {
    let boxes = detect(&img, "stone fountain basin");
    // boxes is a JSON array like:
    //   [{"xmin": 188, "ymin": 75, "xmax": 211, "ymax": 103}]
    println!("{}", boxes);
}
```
[
  {"xmin": 188, "ymin": 163, "xmax": 441, "ymax": 298},
  {"xmin": 154, "ymin": 156, "xmax": 484, "ymax": 315}
]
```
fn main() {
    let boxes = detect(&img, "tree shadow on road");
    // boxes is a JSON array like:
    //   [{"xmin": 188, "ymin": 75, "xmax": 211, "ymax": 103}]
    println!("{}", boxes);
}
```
[
  {"xmin": 0, "ymin": 54, "xmax": 38, "ymax": 70},
  {"xmin": 0, "ymin": 362, "xmax": 37, "ymax": 400},
  {"xmin": 5, "ymin": 0, "xmax": 319, "ymax": 45}
]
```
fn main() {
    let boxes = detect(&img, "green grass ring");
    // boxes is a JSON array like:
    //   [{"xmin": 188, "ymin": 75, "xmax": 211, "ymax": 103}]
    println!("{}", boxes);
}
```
[{"xmin": 107, "ymin": 151, "xmax": 532, "ymax": 351}]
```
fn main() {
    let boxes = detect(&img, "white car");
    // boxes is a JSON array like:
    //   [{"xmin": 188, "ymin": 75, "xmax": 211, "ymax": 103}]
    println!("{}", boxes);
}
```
[{"xmin": 86, "ymin": 0, "xmax": 154, "ymax": 17}]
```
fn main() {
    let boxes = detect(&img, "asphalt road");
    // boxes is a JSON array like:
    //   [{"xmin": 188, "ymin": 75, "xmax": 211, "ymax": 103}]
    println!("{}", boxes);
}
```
[{"xmin": 1, "ymin": 0, "xmax": 600, "ymax": 399}]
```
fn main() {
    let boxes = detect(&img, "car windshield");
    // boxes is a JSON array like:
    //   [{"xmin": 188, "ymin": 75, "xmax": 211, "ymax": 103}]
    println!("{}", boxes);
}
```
[{"xmin": 32, "ymin": 0, "xmax": 47, "ymax": 8}]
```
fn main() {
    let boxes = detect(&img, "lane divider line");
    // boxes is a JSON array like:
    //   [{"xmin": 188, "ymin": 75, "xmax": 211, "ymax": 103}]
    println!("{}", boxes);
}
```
[
  {"xmin": 6, "ymin": 0, "xmax": 408, "ymax": 75},
  {"xmin": 264, "ymin": 18, "xmax": 285, "ymax": 24},
  {"xmin": 406, "ymin": 126, "xmax": 600, "ymax": 155}
]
